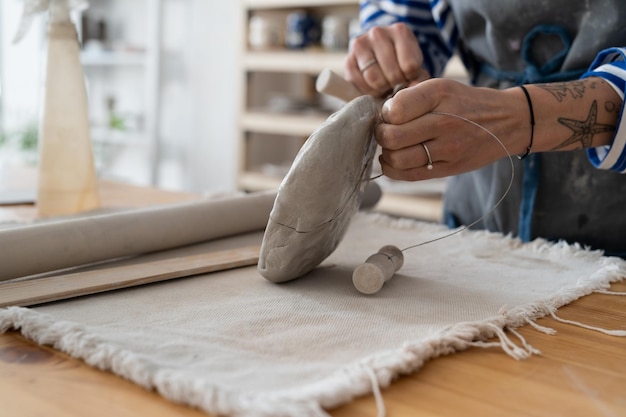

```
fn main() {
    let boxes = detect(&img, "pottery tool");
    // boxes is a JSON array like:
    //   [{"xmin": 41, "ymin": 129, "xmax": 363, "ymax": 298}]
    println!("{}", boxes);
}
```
[
  {"xmin": 315, "ymin": 68, "xmax": 363, "ymax": 102},
  {"xmin": 0, "ymin": 246, "xmax": 260, "ymax": 307},
  {"xmin": 352, "ymin": 245, "xmax": 404, "ymax": 294},
  {"xmin": 0, "ymin": 191, "xmax": 276, "ymax": 281},
  {"xmin": 318, "ymin": 70, "xmax": 515, "ymax": 295},
  {"xmin": 258, "ymin": 69, "xmax": 515, "ymax": 295}
]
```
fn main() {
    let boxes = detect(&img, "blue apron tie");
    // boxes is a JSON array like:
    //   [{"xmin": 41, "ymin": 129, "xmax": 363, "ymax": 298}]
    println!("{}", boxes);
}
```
[
  {"xmin": 517, "ymin": 154, "xmax": 539, "ymax": 242},
  {"xmin": 481, "ymin": 24, "xmax": 586, "ymax": 85}
]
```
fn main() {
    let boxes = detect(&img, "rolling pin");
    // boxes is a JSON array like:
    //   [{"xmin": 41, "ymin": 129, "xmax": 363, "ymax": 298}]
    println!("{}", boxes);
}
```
[
  {"xmin": 0, "ymin": 191, "xmax": 276, "ymax": 281},
  {"xmin": 0, "ymin": 185, "xmax": 383, "ymax": 282}
]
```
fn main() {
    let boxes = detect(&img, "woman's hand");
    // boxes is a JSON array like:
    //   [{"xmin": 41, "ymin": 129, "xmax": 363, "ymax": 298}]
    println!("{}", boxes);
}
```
[
  {"xmin": 376, "ymin": 77, "xmax": 621, "ymax": 181},
  {"xmin": 377, "ymin": 79, "xmax": 527, "ymax": 180},
  {"xmin": 345, "ymin": 23, "xmax": 430, "ymax": 97}
]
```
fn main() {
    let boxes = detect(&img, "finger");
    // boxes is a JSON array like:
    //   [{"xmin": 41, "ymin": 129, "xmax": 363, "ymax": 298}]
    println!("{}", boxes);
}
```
[
  {"xmin": 376, "ymin": 112, "xmax": 441, "ymax": 150},
  {"xmin": 364, "ymin": 27, "xmax": 405, "ymax": 91},
  {"xmin": 388, "ymin": 23, "xmax": 423, "ymax": 82},
  {"xmin": 345, "ymin": 53, "xmax": 373, "ymax": 95},
  {"xmin": 406, "ymin": 68, "xmax": 431, "ymax": 87},
  {"xmin": 379, "ymin": 154, "xmax": 438, "ymax": 181},
  {"xmin": 382, "ymin": 78, "xmax": 450, "ymax": 124},
  {"xmin": 346, "ymin": 34, "xmax": 391, "ymax": 96},
  {"xmin": 380, "ymin": 135, "xmax": 442, "ymax": 172},
  {"xmin": 361, "ymin": 61, "xmax": 393, "ymax": 97},
  {"xmin": 380, "ymin": 143, "xmax": 431, "ymax": 171},
  {"xmin": 346, "ymin": 25, "xmax": 430, "ymax": 97},
  {"xmin": 369, "ymin": 23, "xmax": 426, "ymax": 90}
]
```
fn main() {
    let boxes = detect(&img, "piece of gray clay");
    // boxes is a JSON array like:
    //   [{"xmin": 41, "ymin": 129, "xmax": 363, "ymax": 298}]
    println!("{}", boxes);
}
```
[{"xmin": 258, "ymin": 95, "xmax": 379, "ymax": 282}]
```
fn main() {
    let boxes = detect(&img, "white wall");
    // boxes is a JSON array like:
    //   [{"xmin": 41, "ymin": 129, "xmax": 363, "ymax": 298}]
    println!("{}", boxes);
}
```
[
  {"xmin": 96, "ymin": 0, "xmax": 241, "ymax": 194},
  {"xmin": 185, "ymin": 0, "xmax": 240, "ymax": 194},
  {"xmin": 0, "ymin": 0, "xmax": 44, "ymax": 131},
  {"xmin": 153, "ymin": 0, "xmax": 241, "ymax": 194},
  {"xmin": 0, "ymin": 0, "xmax": 241, "ymax": 195}
]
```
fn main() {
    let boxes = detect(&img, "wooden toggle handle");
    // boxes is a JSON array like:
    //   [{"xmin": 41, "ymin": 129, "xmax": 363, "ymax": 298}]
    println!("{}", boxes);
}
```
[
  {"xmin": 352, "ymin": 245, "xmax": 404, "ymax": 295},
  {"xmin": 315, "ymin": 68, "xmax": 362, "ymax": 102}
]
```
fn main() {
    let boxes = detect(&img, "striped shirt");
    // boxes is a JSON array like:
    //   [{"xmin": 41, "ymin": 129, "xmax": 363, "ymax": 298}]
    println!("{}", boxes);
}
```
[{"xmin": 359, "ymin": 0, "xmax": 626, "ymax": 173}]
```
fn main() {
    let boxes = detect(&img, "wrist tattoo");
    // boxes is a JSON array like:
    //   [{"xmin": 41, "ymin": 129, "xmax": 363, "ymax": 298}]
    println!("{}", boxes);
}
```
[
  {"xmin": 537, "ymin": 80, "xmax": 593, "ymax": 102},
  {"xmin": 554, "ymin": 101, "xmax": 614, "ymax": 150}
]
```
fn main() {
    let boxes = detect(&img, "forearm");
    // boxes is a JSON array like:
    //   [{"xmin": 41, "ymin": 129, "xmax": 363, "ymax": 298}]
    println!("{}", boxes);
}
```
[
  {"xmin": 514, "ymin": 78, "xmax": 621, "ymax": 154},
  {"xmin": 376, "ymin": 76, "xmax": 623, "ymax": 181},
  {"xmin": 375, "ymin": 42, "xmax": 626, "ymax": 180}
]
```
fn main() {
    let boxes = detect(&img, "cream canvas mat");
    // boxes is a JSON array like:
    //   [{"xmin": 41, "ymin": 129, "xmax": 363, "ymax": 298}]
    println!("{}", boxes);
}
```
[{"xmin": 1, "ymin": 212, "xmax": 625, "ymax": 417}]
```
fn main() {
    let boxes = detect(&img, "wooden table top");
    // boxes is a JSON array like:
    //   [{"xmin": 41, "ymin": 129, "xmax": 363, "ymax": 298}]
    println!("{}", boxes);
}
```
[{"xmin": 1, "ymin": 176, "xmax": 625, "ymax": 417}]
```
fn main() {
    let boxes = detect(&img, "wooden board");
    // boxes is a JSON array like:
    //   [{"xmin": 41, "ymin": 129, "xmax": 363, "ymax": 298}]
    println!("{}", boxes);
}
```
[{"xmin": 0, "ymin": 246, "xmax": 260, "ymax": 307}]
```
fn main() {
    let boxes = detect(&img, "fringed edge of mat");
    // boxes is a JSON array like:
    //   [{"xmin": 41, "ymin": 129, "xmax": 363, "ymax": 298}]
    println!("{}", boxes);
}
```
[
  {"xmin": 0, "ymin": 305, "xmax": 322, "ymax": 417},
  {"xmin": 1, "ymin": 213, "xmax": 626, "ymax": 417},
  {"xmin": 266, "ymin": 253, "xmax": 626, "ymax": 416}
]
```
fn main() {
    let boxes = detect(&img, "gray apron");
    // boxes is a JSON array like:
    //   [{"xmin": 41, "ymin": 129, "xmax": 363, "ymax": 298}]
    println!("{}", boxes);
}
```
[{"xmin": 444, "ymin": 0, "xmax": 626, "ymax": 256}]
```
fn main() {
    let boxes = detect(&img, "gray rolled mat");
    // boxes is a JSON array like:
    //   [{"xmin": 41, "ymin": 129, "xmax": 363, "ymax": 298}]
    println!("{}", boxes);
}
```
[{"xmin": 0, "ymin": 191, "xmax": 276, "ymax": 281}]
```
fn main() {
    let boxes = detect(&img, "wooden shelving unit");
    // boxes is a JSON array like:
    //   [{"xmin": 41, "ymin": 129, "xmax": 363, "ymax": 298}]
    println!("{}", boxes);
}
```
[
  {"xmin": 243, "ymin": 50, "xmax": 345, "ymax": 73},
  {"xmin": 237, "ymin": 0, "xmax": 447, "ymax": 222},
  {"xmin": 240, "ymin": 111, "xmax": 327, "ymax": 136}
]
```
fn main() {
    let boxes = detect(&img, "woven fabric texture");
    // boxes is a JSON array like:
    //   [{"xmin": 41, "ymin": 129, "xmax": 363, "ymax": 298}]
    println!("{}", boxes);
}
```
[{"xmin": 2, "ymin": 213, "xmax": 625, "ymax": 417}]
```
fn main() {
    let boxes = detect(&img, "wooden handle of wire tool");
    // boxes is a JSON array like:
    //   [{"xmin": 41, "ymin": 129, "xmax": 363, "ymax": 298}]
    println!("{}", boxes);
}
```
[
  {"xmin": 315, "ymin": 68, "xmax": 362, "ymax": 102},
  {"xmin": 352, "ymin": 245, "xmax": 404, "ymax": 295}
]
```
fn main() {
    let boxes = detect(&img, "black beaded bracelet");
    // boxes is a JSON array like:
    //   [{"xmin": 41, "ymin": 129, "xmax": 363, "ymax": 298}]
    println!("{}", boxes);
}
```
[{"xmin": 518, "ymin": 85, "xmax": 535, "ymax": 160}]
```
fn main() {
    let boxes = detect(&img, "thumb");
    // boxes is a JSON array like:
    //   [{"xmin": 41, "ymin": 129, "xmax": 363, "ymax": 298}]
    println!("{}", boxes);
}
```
[{"xmin": 381, "ymin": 78, "xmax": 441, "ymax": 125}]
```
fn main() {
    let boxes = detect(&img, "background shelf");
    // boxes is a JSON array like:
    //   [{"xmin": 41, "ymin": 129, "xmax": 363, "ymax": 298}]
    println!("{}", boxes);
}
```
[
  {"xmin": 238, "ymin": 0, "xmax": 456, "ymax": 222},
  {"xmin": 243, "ymin": 50, "xmax": 346, "ymax": 74},
  {"xmin": 241, "ymin": 111, "xmax": 327, "ymax": 136}
]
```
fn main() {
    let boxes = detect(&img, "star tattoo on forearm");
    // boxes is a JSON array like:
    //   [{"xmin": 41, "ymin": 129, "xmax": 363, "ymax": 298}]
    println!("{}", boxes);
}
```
[{"xmin": 553, "ymin": 101, "xmax": 614, "ymax": 150}]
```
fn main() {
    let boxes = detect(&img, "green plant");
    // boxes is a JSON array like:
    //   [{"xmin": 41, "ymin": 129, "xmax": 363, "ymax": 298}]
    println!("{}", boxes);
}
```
[
  {"xmin": 18, "ymin": 124, "xmax": 38, "ymax": 151},
  {"xmin": 0, "ymin": 130, "xmax": 8, "ymax": 147},
  {"xmin": 108, "ymin": 113, "xmax": 127, "ymax": 131},
  {"xmin": 0, "ymin": 122, "xmax": 39, "ymax": 151}
]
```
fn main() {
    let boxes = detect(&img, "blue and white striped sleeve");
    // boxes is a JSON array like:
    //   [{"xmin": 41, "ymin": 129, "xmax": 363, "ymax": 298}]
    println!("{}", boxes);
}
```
[
  {"xmin": 359, "ymin": 0, "xmax": 458, "ymax": 77},
  {"xmin": 581, "ymin": 47, "xmax": 626, "ymax": 173}
]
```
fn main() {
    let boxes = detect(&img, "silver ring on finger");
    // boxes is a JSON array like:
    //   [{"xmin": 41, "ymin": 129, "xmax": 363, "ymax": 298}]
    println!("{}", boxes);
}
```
[
  {"xmin": 421, "ymin": 142, "xmax": 433, "ymax": 170},
  {"xmin": 359, "ymin": 58, "xmax": 378, "ymax": 73}
]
